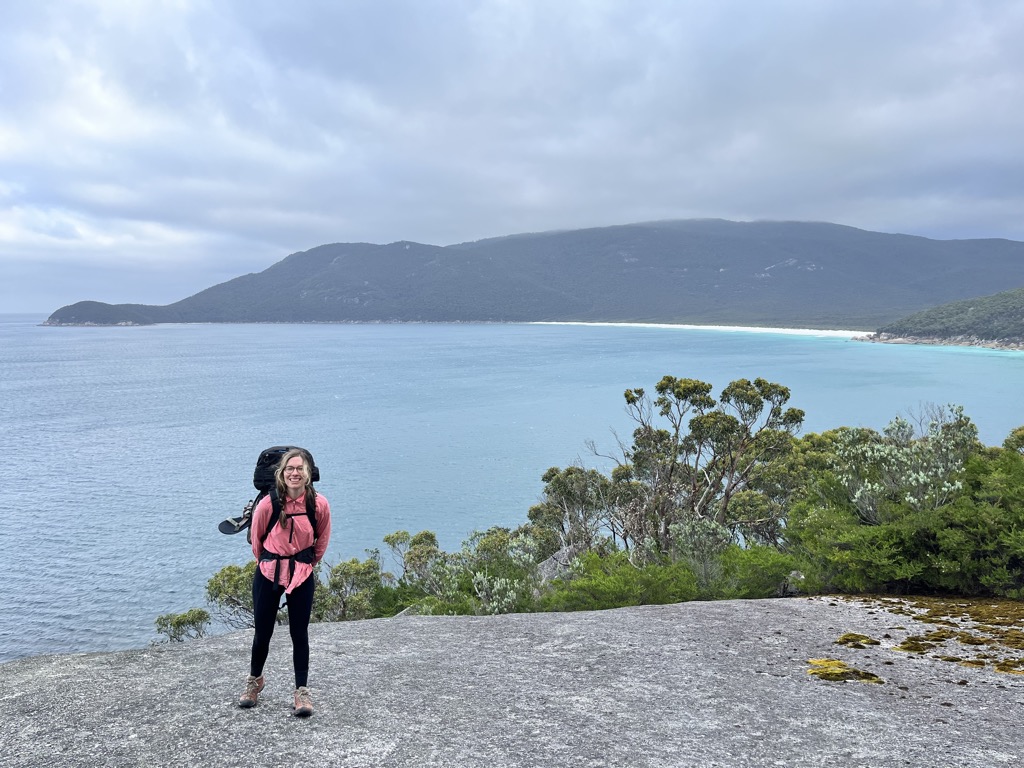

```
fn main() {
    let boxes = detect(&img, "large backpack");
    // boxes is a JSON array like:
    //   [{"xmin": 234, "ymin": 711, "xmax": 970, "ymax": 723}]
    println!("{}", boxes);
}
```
[{"xmin": 218, "ymin": 445, "xmax": 320, "ymax": 544}]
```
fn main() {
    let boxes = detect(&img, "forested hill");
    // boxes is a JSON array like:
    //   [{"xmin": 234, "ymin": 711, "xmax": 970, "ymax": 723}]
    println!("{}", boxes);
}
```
[
  {"xmin": 43, "ymin": 219, "xmax": 1024, "ymax": 328},
  {"xmin": 869, "ymin": 286, "xmax": 1024, "ymax": 347}
]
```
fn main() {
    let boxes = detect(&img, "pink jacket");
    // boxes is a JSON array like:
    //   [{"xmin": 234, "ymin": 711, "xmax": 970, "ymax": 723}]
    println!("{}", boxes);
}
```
[{"xmin": 251, "ymin": 492, "xmax": 331, "ymax": 593}]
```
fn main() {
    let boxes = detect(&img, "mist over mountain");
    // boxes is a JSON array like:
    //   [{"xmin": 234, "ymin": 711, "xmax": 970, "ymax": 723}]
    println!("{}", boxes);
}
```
[{"xmin": 44, "ymin": 219, "xmax": 1024, "ymax": 329}]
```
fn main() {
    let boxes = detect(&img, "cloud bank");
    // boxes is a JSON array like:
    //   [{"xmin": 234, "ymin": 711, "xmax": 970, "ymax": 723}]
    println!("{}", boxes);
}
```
[{"xmin": 2, "ymin": 0, "xmax": 1022, "ymax": 311}]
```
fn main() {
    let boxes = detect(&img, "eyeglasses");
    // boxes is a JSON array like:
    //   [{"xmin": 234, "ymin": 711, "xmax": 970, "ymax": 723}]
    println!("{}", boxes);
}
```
[{"xmin": 283, "ymin": 466, "xmax": 306, "ymax": 475}]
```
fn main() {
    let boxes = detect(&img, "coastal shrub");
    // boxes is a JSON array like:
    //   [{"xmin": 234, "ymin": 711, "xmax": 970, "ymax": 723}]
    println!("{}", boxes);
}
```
[
  {"xmin": 539, "ymin": 551, "xmax": 698, "ymax": 612},
  {"xmin": 154, "ymin": 607, "xmax": 210, "ymax": 643},
  {"xmin": 384, "ymin": 530, "xmax": 444, "ymax": 588},
  {"xmin": 787, "ymin": 499, "xmax": 927, "ymax": 593},
  {"xmin": 370, "ymin": 580, "xmax": 430, "ymax": 617},
  {"xmin": 529, "ymin": 465, "xmax": 613, "ymax": 554},
  {"xmin": 830, "ymin": 407, "xmax": 979, "ymax": 524},
  {"xmin": 205, "ymin": 561, "xmax": 258, "ymax": 628},
  {"xmin": 414, "ymin": 594, "xmax": 479, "ymax": 616},
  {"xmin": 788, "ymin": 446, "xmax": 1024, "ymax": 597},
  {"xmin": 713, "ymin": 544, "xmax": 800, "ymax": 599},
  {"xmin": 668, "ymin": 518, "xmax": 732, "ymax": 596},
  {"xmin": 163, "ymin": 406, "xmax": 1024, "ymax": 641},
  {"xmin": 381, "ymin": 526, "xmax": 547, "ymax": 616},
  {"xmin": 460, "ymin": 526, "xmax": 544, "ymax": 614},
  {"xmin": 318, "ymin": 555, "xmax": 386, "ymax": 621}
]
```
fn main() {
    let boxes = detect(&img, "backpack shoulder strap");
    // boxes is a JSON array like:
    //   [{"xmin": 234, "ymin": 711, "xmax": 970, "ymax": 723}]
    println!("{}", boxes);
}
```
[
  {"xmin": 259, "ymin": 487, "xmax": 284, "ymax": 546},
  {"xmin": 306, "ymin": 489, "xmax": 319, "ymax": 542}
]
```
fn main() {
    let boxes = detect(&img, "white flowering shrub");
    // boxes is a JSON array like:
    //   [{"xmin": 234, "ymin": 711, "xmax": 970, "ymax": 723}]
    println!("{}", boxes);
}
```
[{"xmin": 833, "ymin": 405, "xmax": 978, "ymax": 523}]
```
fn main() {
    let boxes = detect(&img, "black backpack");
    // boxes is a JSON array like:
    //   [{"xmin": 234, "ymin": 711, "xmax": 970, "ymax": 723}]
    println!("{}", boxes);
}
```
[{"xmin": 218, "ymin": 445, "xmax": 320, "ymax": 544}]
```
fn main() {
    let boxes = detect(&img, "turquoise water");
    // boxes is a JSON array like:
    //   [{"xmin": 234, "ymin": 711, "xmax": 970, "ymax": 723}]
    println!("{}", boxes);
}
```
[{"xmin": 2, "ymin": 315, "xmax": 1023, "ymax": 662}]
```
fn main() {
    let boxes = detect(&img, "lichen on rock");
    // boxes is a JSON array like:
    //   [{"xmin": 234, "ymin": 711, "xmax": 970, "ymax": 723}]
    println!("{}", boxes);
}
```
[
  {"xmin": 807, "ymin": 658, "xmax": 884, "ymax": 684},
  {"xmin": 834, "ymin": 632, "xmax": 880, "ymax": 649}
]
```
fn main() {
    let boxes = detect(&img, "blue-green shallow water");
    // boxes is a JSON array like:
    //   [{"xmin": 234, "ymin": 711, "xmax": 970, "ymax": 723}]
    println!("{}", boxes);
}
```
[{"xmin": 2, "ymin": 314, "xmax": 1022, "ymax": 663}]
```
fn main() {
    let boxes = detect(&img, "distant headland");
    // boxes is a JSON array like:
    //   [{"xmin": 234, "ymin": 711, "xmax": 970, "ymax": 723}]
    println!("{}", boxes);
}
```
[{"xmin": 42, "ymin": 219, "xmax": 1024, "ymax": 347}]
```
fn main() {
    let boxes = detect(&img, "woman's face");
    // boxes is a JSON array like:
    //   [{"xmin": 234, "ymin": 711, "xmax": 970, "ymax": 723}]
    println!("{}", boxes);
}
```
[{"xmin": 282, "ymin": 455, "xmax": 308, "ymax": 495}]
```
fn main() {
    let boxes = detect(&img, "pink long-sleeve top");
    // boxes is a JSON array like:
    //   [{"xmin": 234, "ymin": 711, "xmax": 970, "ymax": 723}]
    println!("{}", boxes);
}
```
[{"xmin": 251, "ymin": 491, "xmax": 331, "ymax": 594}]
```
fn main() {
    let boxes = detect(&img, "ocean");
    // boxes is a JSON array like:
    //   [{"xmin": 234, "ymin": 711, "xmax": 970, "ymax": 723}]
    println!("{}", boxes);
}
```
[{"xmin": 2, "ymin": 314, "xmax": 1023, "ymax": 663}]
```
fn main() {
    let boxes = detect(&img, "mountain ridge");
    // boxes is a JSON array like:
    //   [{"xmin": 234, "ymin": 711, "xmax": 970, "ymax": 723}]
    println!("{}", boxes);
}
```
[{"xmin": 43, "ymin": 219, "xmax": 1024, "ymax": 328}]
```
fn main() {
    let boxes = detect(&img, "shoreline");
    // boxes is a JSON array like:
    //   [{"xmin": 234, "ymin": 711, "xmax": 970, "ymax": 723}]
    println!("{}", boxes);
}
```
[
  {"xmin": 28, "ymin": 314, "xmax": 1024, "ymax": 351},
  {"xmin": 532, "ymin": 322, "xmax": 1024, "ymax": 351},
  {"xmin": 530, "ymin": 321, "xmax": 872, "ymax": 338},
  {"xmin": 856, "ymin": 332, "xmax": 1024, "ymax": 352}
]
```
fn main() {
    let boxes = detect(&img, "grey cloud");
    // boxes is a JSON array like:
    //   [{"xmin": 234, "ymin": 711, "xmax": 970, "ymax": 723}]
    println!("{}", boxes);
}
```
[{"xmin": 2, "ymin": 0, "xmax": 1023, "ymax": 312}]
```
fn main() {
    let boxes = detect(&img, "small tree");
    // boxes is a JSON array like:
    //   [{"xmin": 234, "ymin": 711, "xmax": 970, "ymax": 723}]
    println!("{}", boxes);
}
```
[
  {"xmin": 384, "ymin": 529, "xmax": 447, "ymax": 591},
  {"xmin": 529, "ymin": 465, "xmax": 615, "ymax": 553},
  {"xmin": 321, "ymin": 553, "xmax": 386, "ymax": 621},
  {"xmin": 1003, "ymin": 425, "xmax": 1024, "ymax": 456},
  {"xmin": 606, "ymin": 375, "xmax": 804, "ymax": 560},
  {"xmin": 205, "ymin": 561, "xmax": 258, "ymax": 628},
  {"xmin": 154, "ymin": 607, "xmax": 210, "ymax": 643}
]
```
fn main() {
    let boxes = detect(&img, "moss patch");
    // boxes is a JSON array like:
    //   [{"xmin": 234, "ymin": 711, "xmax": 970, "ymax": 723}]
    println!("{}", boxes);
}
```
[
  {"xmin": 807, "ymin": 658, "xmax": 884, "ymax": 684},
  {"xmin": 993, "ymin": 658, "xmax": 1024, "ymax": 675},
  {"xmin": 835, "ymin": 632, "xmax": 881, "ymax": 649},
  {"xmin": 847, "ymin": 595, "xmax": 1024, "ymax": 675}
]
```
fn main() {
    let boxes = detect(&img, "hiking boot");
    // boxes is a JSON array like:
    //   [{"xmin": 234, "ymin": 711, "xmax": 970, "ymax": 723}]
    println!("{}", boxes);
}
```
[
  {"xmin": 238, "ymin": 675, "xmax": 265, "ymax": 708},
  {"xmin": 293, "ymin": 686, "xmax": 314, "ymax": 717}
]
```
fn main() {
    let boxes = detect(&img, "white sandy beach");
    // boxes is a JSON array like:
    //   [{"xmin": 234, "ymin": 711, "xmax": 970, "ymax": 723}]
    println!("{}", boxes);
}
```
[{"xmin": 531, "ymin": 321, "xmax": 872, "ymax": 338}]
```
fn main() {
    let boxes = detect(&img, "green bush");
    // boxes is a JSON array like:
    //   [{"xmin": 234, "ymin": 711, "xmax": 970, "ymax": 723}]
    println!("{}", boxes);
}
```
[
  {"xmin": 319, "ymin": 557, "xmax": 384, "ymax": 621},
  {"xmin": 205, "ymin": 561, "xmax": 257, "ymax": 628},
  {"xmin": 154, "ymin": 607, "xmax": 210, "ymax": 642},
  {"xmin": 540, "ymin": 551, "xmax": 698, "ymax": 612},
  {"xmin": 370, "ymin": 581, "xmax": 429, "ymax": 617},
  {"xmin": 788, "ymin": 448, "xmax": 1024, "ymax": 597},
  {"xmin": 714, "ymin": 544, "xmax": 800, "ymax": 599},
  {"xmin": 415, "ymin": 594, "xmax": 479, "ymax": 616}
]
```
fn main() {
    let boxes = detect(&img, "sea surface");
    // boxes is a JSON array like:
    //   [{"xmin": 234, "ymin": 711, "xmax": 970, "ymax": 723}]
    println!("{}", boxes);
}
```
[{"xmin": 2, "ymin": 314, "xmax": 1023, "ymax": 663}]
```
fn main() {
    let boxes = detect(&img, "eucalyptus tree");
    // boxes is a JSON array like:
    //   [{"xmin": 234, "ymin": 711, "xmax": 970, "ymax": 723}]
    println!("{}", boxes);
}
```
[
  {"xmin": 1004, "ymin": 425, "xmax": 1024, "ymax": 455},
  {"xmin": 529, "ymin": 465, "xmax": 616, "ymax": 554},
  {"xmin": 606, "ymin": 375, "xmax": 804, "ymax": 560}
]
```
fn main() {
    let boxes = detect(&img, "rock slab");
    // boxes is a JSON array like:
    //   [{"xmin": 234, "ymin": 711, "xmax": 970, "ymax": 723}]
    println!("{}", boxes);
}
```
[{"xmin": 2, "ymin": 597, "xmax": 1022, "ymax": 767}]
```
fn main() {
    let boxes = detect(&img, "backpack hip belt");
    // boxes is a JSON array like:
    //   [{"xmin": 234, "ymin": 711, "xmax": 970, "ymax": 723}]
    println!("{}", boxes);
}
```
[{"xmin": 260, "ymin": 545, "xmax": 316, "ymax": 586}]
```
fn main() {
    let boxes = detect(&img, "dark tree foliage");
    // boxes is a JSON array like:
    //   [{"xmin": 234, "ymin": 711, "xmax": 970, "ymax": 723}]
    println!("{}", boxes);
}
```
[{"xmin": 877, "ymin": 286, "xmax": 1024, "ymax": 342}]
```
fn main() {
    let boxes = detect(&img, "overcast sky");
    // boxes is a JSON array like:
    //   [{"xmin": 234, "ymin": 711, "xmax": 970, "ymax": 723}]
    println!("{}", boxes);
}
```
[{"xmin": 2, "ymin": 0, "xmax": 1023, "ymax": 312}]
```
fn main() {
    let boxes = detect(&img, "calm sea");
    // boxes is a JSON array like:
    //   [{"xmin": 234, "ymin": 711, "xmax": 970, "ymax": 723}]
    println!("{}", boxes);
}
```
[{"xmin": 2, "ymin": 314, "xmax": 1023, "ymax": 663}]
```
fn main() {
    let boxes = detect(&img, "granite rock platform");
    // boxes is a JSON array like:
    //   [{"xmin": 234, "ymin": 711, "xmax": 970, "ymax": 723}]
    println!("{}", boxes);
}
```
[{"xmin": 2, "ymin": 596, "xmax": 1022, "ymax": 767}]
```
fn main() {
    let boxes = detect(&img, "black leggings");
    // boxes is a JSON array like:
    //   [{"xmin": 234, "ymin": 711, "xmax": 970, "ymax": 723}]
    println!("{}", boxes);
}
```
[{"xmin": 249, "ymin": 568, "xmax": 315, "ymax": 688}]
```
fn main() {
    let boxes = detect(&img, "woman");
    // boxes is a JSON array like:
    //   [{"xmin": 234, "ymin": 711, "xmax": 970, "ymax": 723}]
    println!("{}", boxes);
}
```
[{"xmin": 238, "ymin": 448, "xmax": 331, "ymax": 717}]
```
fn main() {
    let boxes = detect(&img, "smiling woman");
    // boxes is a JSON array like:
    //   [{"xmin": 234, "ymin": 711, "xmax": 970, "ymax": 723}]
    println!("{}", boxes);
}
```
[{"xmin": 241, "ymin": 447, "xmax": 331, "ymax": 716}]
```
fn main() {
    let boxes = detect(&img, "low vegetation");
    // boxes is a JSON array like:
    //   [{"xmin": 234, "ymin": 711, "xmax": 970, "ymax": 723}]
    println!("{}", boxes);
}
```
[
  {"xmin": 876, "ymin": 286, "xmax": 1024, "ymax": 343},
  {"xmin": 157, "ymin": 374, "xmax": 1024, "ymax": 643}
]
